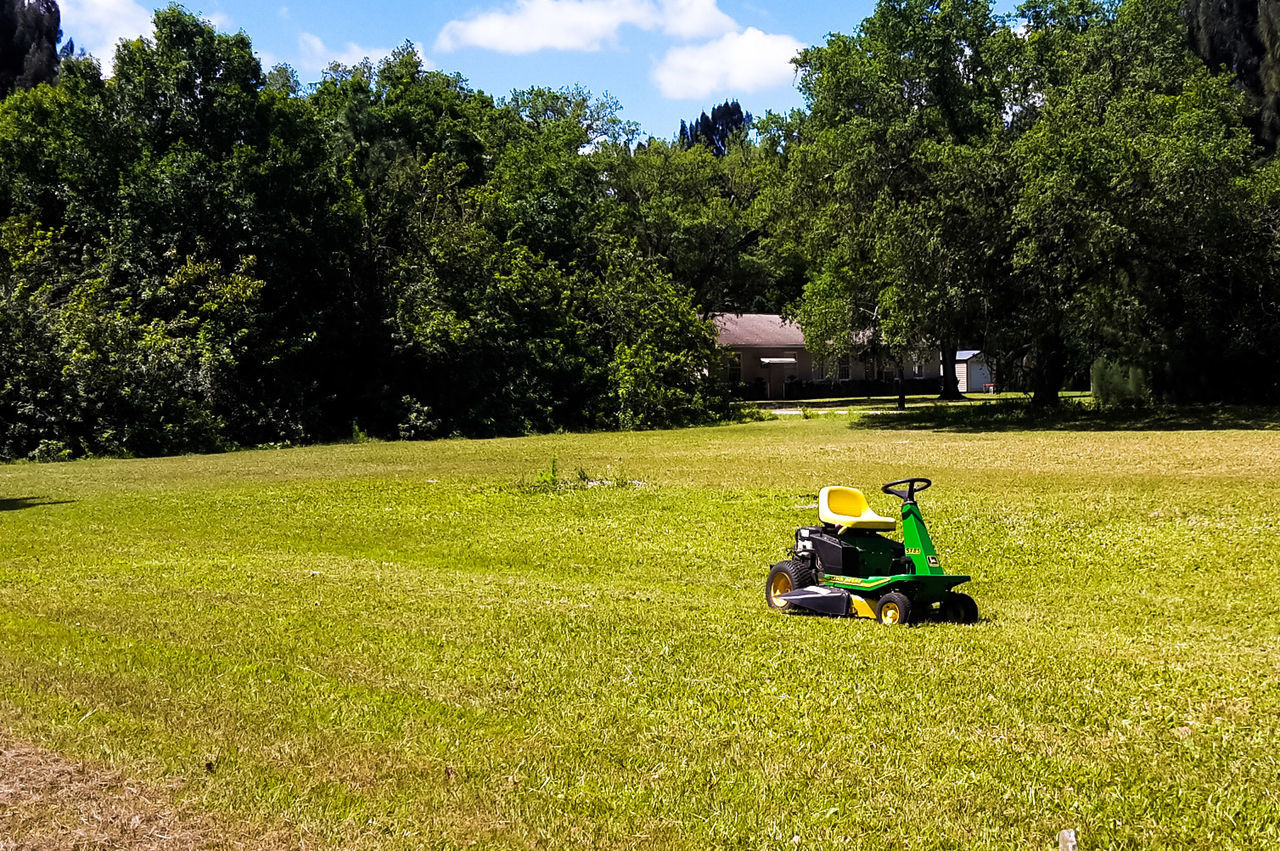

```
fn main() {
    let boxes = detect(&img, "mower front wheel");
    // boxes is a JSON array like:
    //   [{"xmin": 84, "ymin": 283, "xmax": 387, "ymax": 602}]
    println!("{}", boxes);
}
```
[
  {"xmin": 765, "ymin": 559, "xmax": 817, "ymax": 610},
  {"xmin": 940, "ymin": 592, "xmax": 979, "ymax": 624},
  {"xmin": 876, "ymin": 591, "xmax": 912, "ymax": 625}
]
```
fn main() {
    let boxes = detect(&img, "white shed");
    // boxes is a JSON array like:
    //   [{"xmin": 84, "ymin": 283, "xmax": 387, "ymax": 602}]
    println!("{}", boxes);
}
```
[{"xmin": 955, "ymin": 350, "xmax": 993, "ymax": 393}]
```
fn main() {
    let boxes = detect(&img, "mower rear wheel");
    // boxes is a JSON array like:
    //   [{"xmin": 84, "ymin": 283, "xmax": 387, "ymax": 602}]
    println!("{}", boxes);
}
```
[
  {"xmin": 765, "ymin": 559, "xmax": 817, "ymax": 610},
  {"xmin": 941, "ymin": 592, "xmax": 979, "ymax": 624},
  {"xmin": 876, "ymin": 591, "xmax": 912, "ymax": 625}
]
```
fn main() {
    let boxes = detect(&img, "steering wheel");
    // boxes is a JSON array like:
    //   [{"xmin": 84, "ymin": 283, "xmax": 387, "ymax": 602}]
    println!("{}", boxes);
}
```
[{"xmin": 882, "ymin": 477, "xmax": 932, "ymax": 504}]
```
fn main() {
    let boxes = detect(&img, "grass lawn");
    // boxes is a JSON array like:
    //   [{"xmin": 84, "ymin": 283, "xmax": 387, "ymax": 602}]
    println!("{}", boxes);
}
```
[{"xmin": 2, "ymin": 416, "xmax": 1279, "ymax": 848}]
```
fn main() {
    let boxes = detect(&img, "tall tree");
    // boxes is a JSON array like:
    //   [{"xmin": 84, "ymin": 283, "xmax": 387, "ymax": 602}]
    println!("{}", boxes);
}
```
[
  {"xmin": 0, "ymin": 0, "xmax": 60, "ymax": 98},
  {"xmin": 678, "ymin": 100, "xmax": 752, "ymax": 156},
  {"xmin": 1186, "ymin": 0, "xmax": 1280, "ymax": 147},
  {"xmin": 791, "ymin": 0, "xmax": 1016, "ymax": 399}
]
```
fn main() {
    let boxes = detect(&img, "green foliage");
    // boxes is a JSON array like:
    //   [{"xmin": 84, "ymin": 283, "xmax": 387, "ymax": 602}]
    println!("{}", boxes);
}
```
[
  {"xmin": 786, "ymin": 0, "xmax": 1280, "ymax": 407},
  {"xmin": 0, "ymin": 7, "xmax": 729, "ymax": 459},
  {"xmin": 1090, "ymin": 359, "xmax": 1151, "ymax": 407}
]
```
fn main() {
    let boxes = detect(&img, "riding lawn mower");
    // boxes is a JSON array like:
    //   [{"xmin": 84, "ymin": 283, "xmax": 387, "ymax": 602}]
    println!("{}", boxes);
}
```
[{"xmin": 765, "ymin": 478, "xmax": 978, "ymax": 625}]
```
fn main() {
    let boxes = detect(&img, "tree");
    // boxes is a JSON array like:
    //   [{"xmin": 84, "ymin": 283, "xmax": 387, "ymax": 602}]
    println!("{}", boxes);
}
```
[
  {"xmin": 0, "ymin": 0, "xmax": 60, "ymax": 98},
  {"xmin": 790, "ymin": 0, "xmax": 1016, "ymax": 400},
  {"xmin": 678, "ymin": 100, "xmax": 752, "ymax": 156},
  {"xmin": 1007, "ymin": 0, "xmax": 1270, "ymax": 404},
  {"xmin": 1187, "ymin": 0, "xmax": 1280, "ymax": 148},
  {"xmin": 605, "ymin": 135, "xmax": 789, "ymax": 315}
]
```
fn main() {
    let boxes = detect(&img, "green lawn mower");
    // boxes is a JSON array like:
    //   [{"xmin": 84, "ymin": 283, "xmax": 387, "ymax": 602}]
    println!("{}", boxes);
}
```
[{"xmin": 765, "ymin": 478, "xmax": 978, "ymax": 625}]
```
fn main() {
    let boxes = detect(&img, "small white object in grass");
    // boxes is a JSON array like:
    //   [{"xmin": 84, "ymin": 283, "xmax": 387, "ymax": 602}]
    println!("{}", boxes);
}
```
[
  {"xmin": 1058, "ymin": 828, "xmax": 1077, "ymax": 850},
  {"xmin": 309, "ymin": 570, "xmax": 319, "ymax": 576}
]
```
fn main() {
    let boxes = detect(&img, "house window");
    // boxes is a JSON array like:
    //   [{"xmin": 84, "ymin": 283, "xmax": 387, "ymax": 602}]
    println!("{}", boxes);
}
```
[
  {"xmin": 725, "ymin": 352, "xmax": 742, "ymax": 384},
  {"xmin": 811, "ymin": 360, "xmax": 827, "ymax": 381},
  {"xmin": 838, "ymin": 356, "xmax": 851, "ymax": 381},
  {"xmin": 913, "ymin": 362, "xmax": 923, "ymax": 378}
]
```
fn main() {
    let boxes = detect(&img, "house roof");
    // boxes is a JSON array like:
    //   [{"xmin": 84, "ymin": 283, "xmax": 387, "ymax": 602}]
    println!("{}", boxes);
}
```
[
  {"xmin": 714, "ymin": 313, "xmax": 805, "ymax": 348},
  {"xmin": 956, "ymin": 349, "xmax": 982, "ymax": 361}
]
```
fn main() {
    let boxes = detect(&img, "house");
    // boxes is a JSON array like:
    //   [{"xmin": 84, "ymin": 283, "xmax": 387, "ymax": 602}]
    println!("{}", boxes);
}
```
[
  {"xmin": 712, "ymin": 313, "xmax": 945, "ymax": 399},
  {"xmin": 713, "ymin": 313, "xmax": 809, "ymax": 400},
  {"xmin": 954, "ymin": 350, "xmax": 993, "ymax": 393}
]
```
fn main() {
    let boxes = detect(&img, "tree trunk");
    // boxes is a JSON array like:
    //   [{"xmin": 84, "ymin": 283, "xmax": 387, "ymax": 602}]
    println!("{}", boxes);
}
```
[
  {"xmin": 896, "ymin": 360, "xmax": 906, "ymax": 410},
  {"xmin": 1031, "ymin": 333, "xmax": 1065, "ymax": 408},
  {"xmin": 938, "ymin": 340, "xmax": 964, "ymax": 401}
]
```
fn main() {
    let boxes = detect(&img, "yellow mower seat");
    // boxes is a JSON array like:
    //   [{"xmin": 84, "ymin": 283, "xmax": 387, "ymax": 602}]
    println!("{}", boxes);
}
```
[{"xmin": 819, "ymin": 486, "xmax": 897, "ymax": 532}]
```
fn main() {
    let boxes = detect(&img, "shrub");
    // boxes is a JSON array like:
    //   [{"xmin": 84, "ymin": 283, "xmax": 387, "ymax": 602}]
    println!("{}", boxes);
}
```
[{"xmin": 1091, "ymin": 359, "xmax": 1150, "ymax": 407}]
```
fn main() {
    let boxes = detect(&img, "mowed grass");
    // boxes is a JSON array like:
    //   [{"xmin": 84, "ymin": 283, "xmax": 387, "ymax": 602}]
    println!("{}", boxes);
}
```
[{"xmin": 2, "ymin": 418, "xmax": 1279, "ymax": 849}]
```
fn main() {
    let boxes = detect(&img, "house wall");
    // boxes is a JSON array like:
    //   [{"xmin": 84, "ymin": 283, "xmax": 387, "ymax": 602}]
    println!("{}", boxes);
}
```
[
  {"xmin": 815, "ymin": 354, "xmax": 941, "ymax": 382},
  {"xmin": 909, "ymin": 357, "xmax": 943, "ymax": 381},
  {"xmin": 726, "ymin": 346, "xmax": 813, "ymax": 398}
]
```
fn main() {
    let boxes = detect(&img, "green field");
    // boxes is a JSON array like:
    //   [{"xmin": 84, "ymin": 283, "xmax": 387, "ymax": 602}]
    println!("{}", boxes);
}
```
[{"xmin": 2, "ymin": 417, "xmax": 1279, "ymax": 848}]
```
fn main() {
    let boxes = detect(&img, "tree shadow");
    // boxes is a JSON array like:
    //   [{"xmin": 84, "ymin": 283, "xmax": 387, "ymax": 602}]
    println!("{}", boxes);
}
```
[
  {"xmin": 850, "ymin": 400, "xmax": 1280, "ymax": 432},
  {"xmin": 0, "ymin": 496, "xmax": 76, "ymax": 511}
]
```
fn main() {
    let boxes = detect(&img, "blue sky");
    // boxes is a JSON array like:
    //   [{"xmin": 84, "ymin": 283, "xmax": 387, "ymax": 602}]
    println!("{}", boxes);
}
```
[{"xmin": 58, "ymin": 0, "xmax": 881, "ymax": 139}]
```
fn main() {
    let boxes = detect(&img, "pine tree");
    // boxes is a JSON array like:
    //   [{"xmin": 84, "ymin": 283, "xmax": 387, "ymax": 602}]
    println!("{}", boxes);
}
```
[
  {"xmin": 676, "ymin": 100, "xmax": 752, "ymax": 156},
  {"xmin": 0, "ymin": 0, "xmax": 61, "ymax": 98}
]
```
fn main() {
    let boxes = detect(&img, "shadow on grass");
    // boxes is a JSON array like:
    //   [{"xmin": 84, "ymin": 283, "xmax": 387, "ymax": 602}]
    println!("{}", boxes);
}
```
[
  {"xmin": 851, "ymin": 399, "xmax": 1280, "ymax": 432},
  {"xmin": 0, "ymin": 496, "xmax": 76, "ymax": 511},
  {"xmin": 781, "ymin": 606, "xmax": 989, "ymax": 625}
]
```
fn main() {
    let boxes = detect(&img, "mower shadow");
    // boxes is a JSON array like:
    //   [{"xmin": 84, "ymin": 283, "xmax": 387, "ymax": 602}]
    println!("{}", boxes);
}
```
[
  {"xmin": 784, "ymin": 610, "xmax": 987, "ymax": 627},
  {"xmin": 850, "ymin": 400, "xmax": 1280, "ymax": 433},
  {"xmin": 0, "ymin": 496, "xmax": 76, "ymax": 512}
]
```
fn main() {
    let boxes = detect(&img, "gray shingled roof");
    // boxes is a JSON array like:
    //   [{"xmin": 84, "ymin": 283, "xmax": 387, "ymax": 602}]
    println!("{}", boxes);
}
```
[{"xmin": 714, "ymin": 313, "xmax": 805, "ymax": 347}]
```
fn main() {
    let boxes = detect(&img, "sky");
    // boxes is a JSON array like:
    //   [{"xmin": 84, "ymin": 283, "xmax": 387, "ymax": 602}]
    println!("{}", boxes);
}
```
[{"xmin": 56, "ymin": 0, "xmax": 881, "ymax": 139}]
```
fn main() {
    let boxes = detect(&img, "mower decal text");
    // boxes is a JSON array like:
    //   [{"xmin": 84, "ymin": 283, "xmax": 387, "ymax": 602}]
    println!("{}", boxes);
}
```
[
  {"xmin": 905, "ymin": 548, "xmax": 922, "ymax": 555},
  {"xmin": 821, "ymin": 575, "xmax": 894, "ymax": 590}
]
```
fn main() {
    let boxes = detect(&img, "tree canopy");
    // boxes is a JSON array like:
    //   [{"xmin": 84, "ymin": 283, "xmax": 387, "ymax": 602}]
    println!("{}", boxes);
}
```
[{"xmin": 1, "ymin": 0, "xmax": 1279, "ymax": 460}]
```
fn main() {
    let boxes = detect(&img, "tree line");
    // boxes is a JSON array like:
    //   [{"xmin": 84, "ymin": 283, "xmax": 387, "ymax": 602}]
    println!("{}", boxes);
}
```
[
  {"xmin": 1, "ymin": 0, "xmax": 1278, "ymax": 460},
  {"xmin": 0, "ymin": 7, "xmax": 785, "ymax": 460},
  {"xmin": 785, "ymin": 0, "xmax": 1280, "ymax": 405}
]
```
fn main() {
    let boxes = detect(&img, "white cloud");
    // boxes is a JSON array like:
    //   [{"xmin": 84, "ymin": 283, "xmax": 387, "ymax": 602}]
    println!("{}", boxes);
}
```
[
  {"xmin": 435, "ymin": 0, "xmax": 735, "ymax": 54},
  {"xmin": 437, "ymin": 0, "xmax": 651, "ymax": 53},
  {"xmin": 295, "ymin": 34, "xmax": 435, "ymax": 73},
  {"xmin": 59, "ymin": 0, "xmax": 154, "ymax": 62},
  {"xmin": 652, "ymin": 26, "xmax": 801, "ymax": 99},
  {"xmin": 297, "ymin": 32, "xmax": 391, "ymax": 71},
  {"xmin": 656, "ymin": 0, "xmax": 735, "ymax": 39}
]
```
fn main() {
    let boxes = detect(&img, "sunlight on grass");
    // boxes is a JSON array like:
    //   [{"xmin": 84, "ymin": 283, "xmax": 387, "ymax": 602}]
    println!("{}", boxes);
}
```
[{"xmin": 2, "ymin": 418, "xmax": 1279, "ymax": 847}]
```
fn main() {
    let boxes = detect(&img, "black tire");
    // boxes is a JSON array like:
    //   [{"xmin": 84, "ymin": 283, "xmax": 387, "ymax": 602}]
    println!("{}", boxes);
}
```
[
  {"xmin": 940, "ymin": 592, "xmax": 979, "ymax": 624},
  {"xmin": 875, "ymin": 591, "xmax": 912, "ymax": 625},
  {"xmin": 765, "ymin": 559, "xmax": 817, "ymax": 610}
]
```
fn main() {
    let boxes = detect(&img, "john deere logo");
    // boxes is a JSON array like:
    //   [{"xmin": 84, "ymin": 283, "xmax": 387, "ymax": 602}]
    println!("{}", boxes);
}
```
[{"xmin": 927, "ymin": 555, "xmax": 941, "ymax": 567}]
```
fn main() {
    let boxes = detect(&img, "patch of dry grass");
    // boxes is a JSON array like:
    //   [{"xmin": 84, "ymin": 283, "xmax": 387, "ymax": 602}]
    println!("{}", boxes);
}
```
[{"xmin": 0, "ymin": 729, "xmax": 298, "ymax": 849}]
